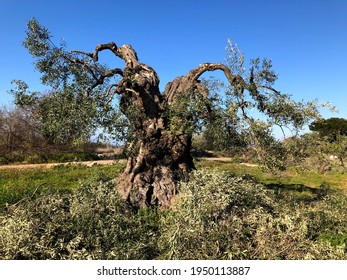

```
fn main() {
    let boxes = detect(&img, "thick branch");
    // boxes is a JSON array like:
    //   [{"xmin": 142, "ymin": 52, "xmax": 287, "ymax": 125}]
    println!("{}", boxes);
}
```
[
  {"xmin": 72, "ymin": 42, "xmax": 139, "ymax": 68},
  {"xmin": 258, "ymin": 85, "xmax": 281, "ymax": 95},
  {"xmin": 99, "ymin": 84, "xmax": 121, "ymax": 106},
  {"xmin": 66, "ymin": 56, "xmax": 99, "ymax": 81},
  {"xmin": 91, "ymin": 68, "xmax": 123, "ymax": 89},
  {"xmin": 72, "ymin": 42, "xmax": 119, "ymax": 61},
  {"xmin": 67, "ymin": 55, "xmax": 123, "ymax": 91},
  {"xmin": 164, "ymin": 62, "xmax": 244, "ymax": 103},
  {"xmin": 186, "ymin": 63, "xmax": 238, "ymax": 84},
  {"xmin": 164, "ymin": 62, "xmax": 282, "ymax": 112}
]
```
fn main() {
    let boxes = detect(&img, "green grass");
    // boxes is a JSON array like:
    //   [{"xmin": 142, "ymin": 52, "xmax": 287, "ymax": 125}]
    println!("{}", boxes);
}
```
[
  {"xmin": 196, "ymin": 159, "xmax": 347, "ymax": 191},
  {"xmin": 1, "ymin": 158, "xmax": 347, "ymax": 208},
  {"xmin": 0, "ymin": 163, "xmax": 123, "ymax": 207}
]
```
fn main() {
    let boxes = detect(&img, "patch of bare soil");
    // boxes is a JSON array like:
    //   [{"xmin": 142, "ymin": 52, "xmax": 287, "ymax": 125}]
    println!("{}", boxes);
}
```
[
  {"xmin": 239, "ymin": 163, "xmax": 259, "ymax": 167},
  {"xmin": 202, "ymin": 157, "xmax": 233, "ymax": 162},
  {"xmin": 202, "ymin": 157, "xmax": 259, "ymax": 167}
]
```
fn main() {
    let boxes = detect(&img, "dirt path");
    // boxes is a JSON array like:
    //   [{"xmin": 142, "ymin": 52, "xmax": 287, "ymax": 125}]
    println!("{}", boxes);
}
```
[
  {"xmin": 200, "ymin": 157, "xmax": 232, "ymax": 162},
  {"xmin": 0, "ymin": 157, "xmax": 258, "ymax": 170},
  {"xmin": 0, "ymin": 159, "xmax": 123, "ymax": 170},
  {"xmin": 201, "ymin": 157, "xmax": 259, "ymax": 166}
]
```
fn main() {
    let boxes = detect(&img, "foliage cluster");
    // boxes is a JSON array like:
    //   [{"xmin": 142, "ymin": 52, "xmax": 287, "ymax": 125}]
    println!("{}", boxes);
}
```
[
  {"xmin": 1, "ymin": 169, "xmax": 346, "ymax": 260},
  {"xmin": 0, "ymin": 105, "xmax": 43, "ymax": 163},
  {"xmin": 308, "ymin": 118, "xmax": 347, "ymax": 169},
  {"xmin": 188, "ymin": 41, "xmax": 325, "ymax": 171},
  {"xmin": 159, "ymin": 170, "xmax": 347, "ymax": 259},
  {"xmin": 12, "ymin": 18, "xmax": 126, "ymax": 145},
  {"xmin": 309, "ymin": 118, "xmax": 347, "ymax": 140}
]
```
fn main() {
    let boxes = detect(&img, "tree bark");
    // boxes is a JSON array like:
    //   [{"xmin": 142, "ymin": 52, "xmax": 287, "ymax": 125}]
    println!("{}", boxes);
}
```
[{"xmin": 115, "ymin": 65, "xmax": 200, "ymax": 207}]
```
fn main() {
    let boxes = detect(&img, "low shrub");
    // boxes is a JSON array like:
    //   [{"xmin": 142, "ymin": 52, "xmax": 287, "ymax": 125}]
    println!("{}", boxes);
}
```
[
  {"xmin": 0, "ymin": 175, "xmax": 158, "ymax": 259},
  {"xmin": 0, "ymin": 156, "xmax": 9, "ymax": 165},
  {"xmin": 158, "ymin": 170, "xmax": 347, "ymax": 260},
  {"xmin": 24, "ymin": 154, "xmax": 48, "ymax": 164}
]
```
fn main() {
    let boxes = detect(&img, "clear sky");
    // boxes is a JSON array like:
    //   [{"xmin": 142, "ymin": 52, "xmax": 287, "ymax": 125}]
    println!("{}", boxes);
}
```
[{"xmin": 1, "ymin": 0, "xmax": 346, "ymax": 120}]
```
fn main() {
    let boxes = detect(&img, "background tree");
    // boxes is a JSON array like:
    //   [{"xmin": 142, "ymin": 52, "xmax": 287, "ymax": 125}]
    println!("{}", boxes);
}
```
[
  {"xmin": 192, "ymin": 97, "xmax": 248, "ymax": 156},
  {"xmin": 309, "ymin": 118, "xmax": 347, "ymax": 168},
  {"xmin": 309, "ymin": 118, "xmax": 347, "ymax": 141},
  {"xmin": 16, "ymin": 19, "xmax": 321, "ymax": 208},
  {"xmin": 3, "ymin": 80, "xmax": 105, "ymax": 163},
  {"xmin": 11, "ymin": 80, "xmax": 99, "ymax": 147},
  {"xmin": 0, "ymin": 105, "xmax": 44, "ymax": 163}
]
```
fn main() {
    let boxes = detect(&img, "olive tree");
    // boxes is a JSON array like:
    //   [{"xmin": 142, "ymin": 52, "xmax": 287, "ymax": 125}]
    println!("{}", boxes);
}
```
[{"xmin": 16, "ymin": 19, "xmax": 321, "ymax": 208}]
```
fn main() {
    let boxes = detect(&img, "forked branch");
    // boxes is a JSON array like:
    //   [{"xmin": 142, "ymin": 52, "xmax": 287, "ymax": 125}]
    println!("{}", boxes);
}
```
[
  {"xmin": 72, "ymin": 42, "xmax": 119, "ymax": 61},
  {"xmin": 66, "ymin": 55, "xmax": 123, "ymax": 90},
  {"xmin": 72, "ymin": 42, "xmax": 139, "ymax": 67},
  {"xmin": 164, "ymin": 62, "xmax": 245, "ymax": 103},
  {"xmin": 164, "ymin": 62, "xmax": 281, "ymax": 113}
]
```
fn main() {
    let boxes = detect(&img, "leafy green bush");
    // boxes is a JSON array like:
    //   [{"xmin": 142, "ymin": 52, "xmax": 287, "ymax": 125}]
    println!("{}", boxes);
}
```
[
  {"xmin": 158, "ymin": 170, "xmax": 347, "ymax": 260},
  {"xmin": 24, "ymin": 154, "xmax": 48, "ymax": 164},
  {"xmin": 0, "ymin": 156, "xmax": 9, "ymax": 165},
  {"xmin": 0, "ymin": 175, "xmax": 158, "ymax": 259}
]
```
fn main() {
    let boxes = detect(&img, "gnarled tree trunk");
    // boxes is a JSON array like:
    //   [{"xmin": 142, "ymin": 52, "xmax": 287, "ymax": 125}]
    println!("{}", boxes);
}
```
[
  {"xmin": 72, "ymin": 42, "xmax": 245, "ymax": 208},
  {"xmin": 114, "ymin": 49, "xmax": 196, "ymax": 208}
]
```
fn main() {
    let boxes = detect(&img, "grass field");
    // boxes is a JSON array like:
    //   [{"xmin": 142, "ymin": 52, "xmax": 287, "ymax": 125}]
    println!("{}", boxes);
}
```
[
  {"xmin": 197, "ymin": 159, "xmax": 347, "ymax": 191},
  {"xmin": 0, "ymin": 163, "xmax": 123, "ymax": 207},
  {"xmin": 1, "ymin": 159, "xmax": 347, "ymax": 208}
]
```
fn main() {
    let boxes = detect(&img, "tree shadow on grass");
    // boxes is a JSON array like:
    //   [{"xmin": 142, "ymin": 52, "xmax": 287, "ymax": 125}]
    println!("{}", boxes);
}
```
[{"xmin": 264, "ymin": 183, "xmax": 330, "ymax": 202}]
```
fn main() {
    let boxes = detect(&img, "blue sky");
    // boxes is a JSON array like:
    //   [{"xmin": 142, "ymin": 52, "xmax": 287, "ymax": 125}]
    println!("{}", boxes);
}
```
[{"xmin": 1, "ymin": 0, "xmax": 346, "ymax": 121}]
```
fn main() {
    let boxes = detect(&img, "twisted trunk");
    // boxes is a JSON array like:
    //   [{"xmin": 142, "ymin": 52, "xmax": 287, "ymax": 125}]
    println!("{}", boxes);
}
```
[
  {"xmin": 71, "ymin": 42, "xmax": 244, "ymax": 208},
  {"xmin": 114, "ymin": 51, "xmax": 195, "ymax": 208},
  {"xmin": 117, "ymin": 118, "xmax": 194, "ymax": 208}
]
